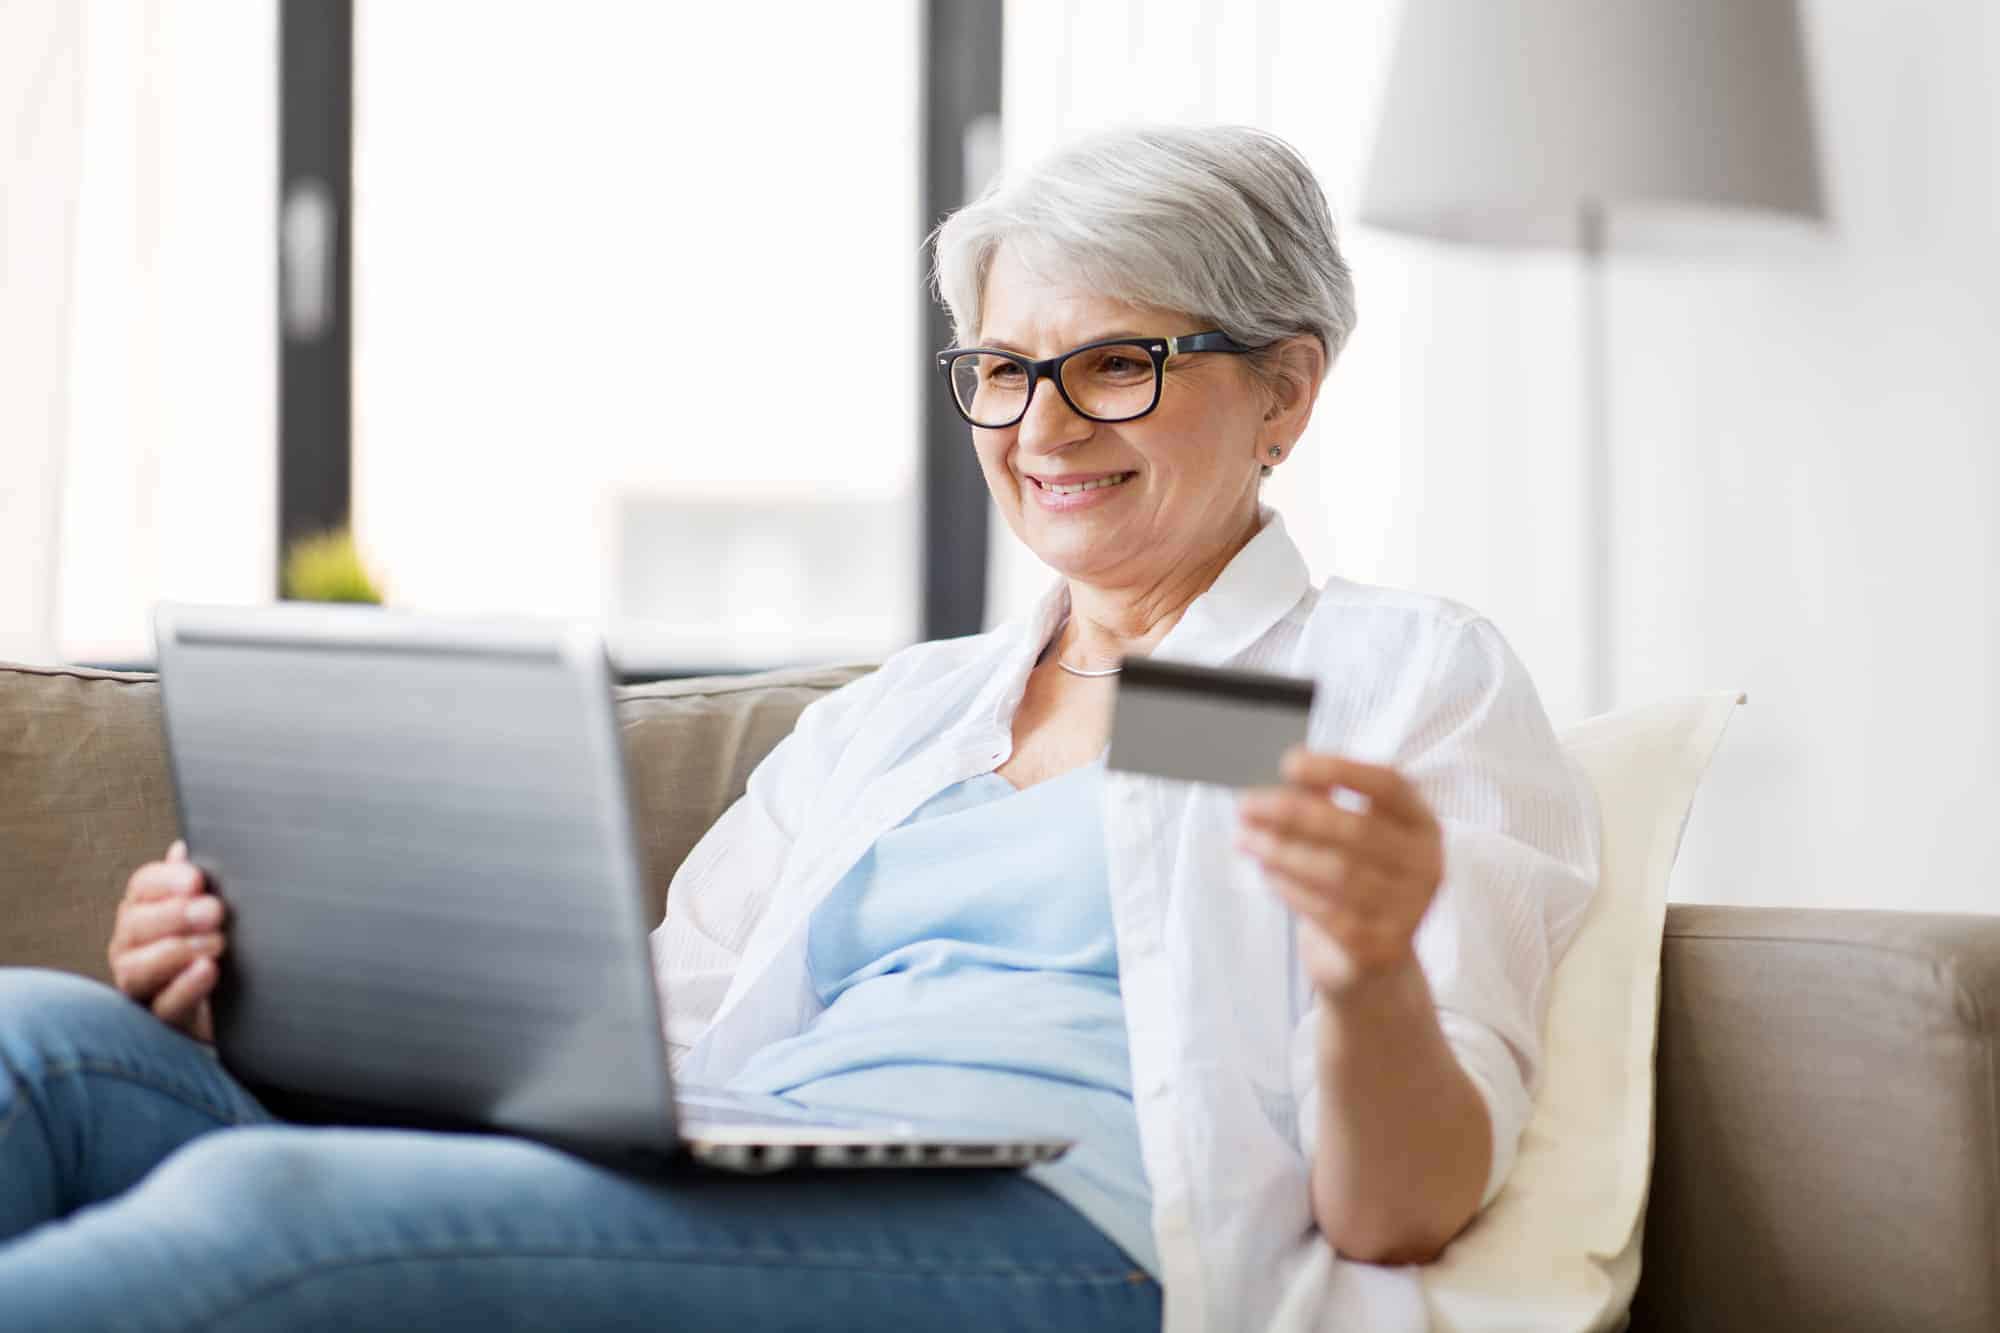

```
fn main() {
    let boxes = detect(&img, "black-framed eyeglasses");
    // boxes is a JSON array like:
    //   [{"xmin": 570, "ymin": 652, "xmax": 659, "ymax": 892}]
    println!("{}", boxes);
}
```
[{"xmin": 934, "ymin": 331, "xmax": 1259, "ymax": 429}]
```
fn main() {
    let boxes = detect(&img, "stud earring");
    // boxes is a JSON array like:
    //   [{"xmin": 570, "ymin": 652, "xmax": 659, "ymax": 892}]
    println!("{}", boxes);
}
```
[{"xmin": 1267, "ymin": 446, "xmax": 1282, "ymax": 460}]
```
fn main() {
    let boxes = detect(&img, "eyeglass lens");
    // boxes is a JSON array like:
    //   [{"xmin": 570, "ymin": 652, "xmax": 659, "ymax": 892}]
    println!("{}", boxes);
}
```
[{"xmin": 949, "ymin": 343, "xmax": 1159, "ymax": 427}]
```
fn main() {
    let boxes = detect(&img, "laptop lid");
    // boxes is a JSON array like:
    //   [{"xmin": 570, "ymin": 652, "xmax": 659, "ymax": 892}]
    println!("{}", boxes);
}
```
[{"xmin": 154, "ymin": 601, "xmax": 679, "ymax": 1158}]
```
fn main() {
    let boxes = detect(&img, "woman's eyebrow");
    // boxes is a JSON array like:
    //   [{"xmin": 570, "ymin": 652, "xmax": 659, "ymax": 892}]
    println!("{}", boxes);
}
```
[{"xmin": 978, "ymin": 330, "xmax": 1150, "ymax": 355}]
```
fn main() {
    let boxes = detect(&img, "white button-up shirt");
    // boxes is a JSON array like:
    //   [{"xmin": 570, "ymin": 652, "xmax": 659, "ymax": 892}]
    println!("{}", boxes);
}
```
[{"xmin": 653, "ymin": 507, "xmax": 1600, "ymax": 1332}]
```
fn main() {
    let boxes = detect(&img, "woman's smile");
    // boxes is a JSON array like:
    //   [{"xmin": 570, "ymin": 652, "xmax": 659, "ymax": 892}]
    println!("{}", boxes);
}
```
[{"xmin": 1025, "ymin": 469, "xmax": 1139, "ymax": 511}]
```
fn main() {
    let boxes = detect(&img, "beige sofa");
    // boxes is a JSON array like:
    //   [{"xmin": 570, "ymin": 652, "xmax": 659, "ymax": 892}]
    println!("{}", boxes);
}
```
[{"xmin": 3, "ymin": 659, "xmax": 1996, "ymax": 1331}]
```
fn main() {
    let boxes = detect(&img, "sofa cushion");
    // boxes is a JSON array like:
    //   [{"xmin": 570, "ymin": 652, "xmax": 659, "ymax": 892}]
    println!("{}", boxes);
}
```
[
  {"xmin": 616, "ymin": 664, "xmax": 874, "ymax": 926},
  {"xmin": 0, "ymin": 664, "xmax": 177, "ymax": 984},
  {"xmin": 0, "ymin": 659, "xmax": 873, "ymax": 985},
  {"xmin": 1421, "ymin": 690, "xmax": 1745, "ymax": 1331}
]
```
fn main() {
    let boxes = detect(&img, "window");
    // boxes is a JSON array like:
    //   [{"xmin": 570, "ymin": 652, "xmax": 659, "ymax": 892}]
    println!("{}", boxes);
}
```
[
  {"xmin": 21, "ymin": 2, "xmax": 279, "ymax": 667},
  {"xmin": 350, "ymin": 2, "xmax": 922, "ymax": 673}
]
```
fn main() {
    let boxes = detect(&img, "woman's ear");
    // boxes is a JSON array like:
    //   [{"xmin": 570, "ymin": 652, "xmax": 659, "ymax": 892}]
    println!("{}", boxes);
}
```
[
  {"xmin": 1261, "ymin": 337, "xmax": 1325, "ymax": 421},
  {"xmin": 1256, "ymin": 336, "xmax": 1327, "ymax": 462}
]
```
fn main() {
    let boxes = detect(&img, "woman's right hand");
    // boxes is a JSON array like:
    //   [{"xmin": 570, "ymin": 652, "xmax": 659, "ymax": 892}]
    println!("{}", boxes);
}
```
[{"xmin": 109, "ymin": 839, "xmax": 227, "ymax": 1042}]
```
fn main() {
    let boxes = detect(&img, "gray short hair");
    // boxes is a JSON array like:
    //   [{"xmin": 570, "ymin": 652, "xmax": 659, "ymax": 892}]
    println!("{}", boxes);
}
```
[{"xmin": 931, "ymin": 123, "xmax": 1357, "ymax": 383}]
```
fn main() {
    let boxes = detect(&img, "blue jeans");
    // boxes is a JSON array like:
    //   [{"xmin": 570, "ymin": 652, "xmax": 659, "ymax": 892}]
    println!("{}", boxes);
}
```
[{"xmin": 0, "ymin": 969, "xmax": 1161, "ymax": 1331}]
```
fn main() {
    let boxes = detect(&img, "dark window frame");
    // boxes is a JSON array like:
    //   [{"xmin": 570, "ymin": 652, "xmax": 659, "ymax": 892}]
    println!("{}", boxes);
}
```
[
  {"xmin": 277, "ymin": 0, "xmax": 353, "ymax": 596},
  {"xmin": 919, "ymin": 0, "xmax": 1003, "ymax": 644}
]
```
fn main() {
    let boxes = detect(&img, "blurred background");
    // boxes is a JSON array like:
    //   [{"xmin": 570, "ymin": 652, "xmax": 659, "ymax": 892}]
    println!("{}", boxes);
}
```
[{"xmin": 3, "ymin": 0, "xmax": 1995, "ymax": 915}]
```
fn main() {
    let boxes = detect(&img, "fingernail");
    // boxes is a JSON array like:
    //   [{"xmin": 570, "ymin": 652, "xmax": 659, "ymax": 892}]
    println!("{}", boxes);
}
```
[
  {"xmin": 185, "ymin": 897, "xmax": 222, "ymax": 928},
  {"xmin": 172, "ymin": 864, "xmax": 202, "ymax": 892},
  {"xmin": 168, "ymin": 839, "xmax": 187, "ymax": 860}
]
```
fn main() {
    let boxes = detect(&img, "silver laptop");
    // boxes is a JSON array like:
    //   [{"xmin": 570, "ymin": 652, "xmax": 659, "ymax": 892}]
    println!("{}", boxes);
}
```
[{"xmin": 153, "ymin": 600, "xmax": 1071, "ymax": 1175}]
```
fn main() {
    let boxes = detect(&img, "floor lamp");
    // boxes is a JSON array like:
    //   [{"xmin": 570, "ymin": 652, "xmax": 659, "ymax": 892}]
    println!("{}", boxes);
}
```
[{"xmin": 1357, "ymin": 0, "xmax": 1824, "ymax": 716}]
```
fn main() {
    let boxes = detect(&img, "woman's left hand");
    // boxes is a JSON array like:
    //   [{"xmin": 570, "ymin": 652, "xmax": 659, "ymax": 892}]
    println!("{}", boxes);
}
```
[{"xmin": 1236, "ymin": 746, "xmax": 1445, "ymax": 998}]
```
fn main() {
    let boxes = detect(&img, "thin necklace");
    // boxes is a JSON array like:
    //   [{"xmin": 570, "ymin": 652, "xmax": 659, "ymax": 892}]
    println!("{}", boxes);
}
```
[{"xmin": 1046, "ymin": 615, "xmax": 1122, "ymax": 677}]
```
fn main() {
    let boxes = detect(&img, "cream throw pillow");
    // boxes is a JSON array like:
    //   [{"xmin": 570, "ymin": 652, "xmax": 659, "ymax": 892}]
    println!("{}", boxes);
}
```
[{"xmin": 1420, "ymin": 690, "xmax": 1747, "ymax": 1332}]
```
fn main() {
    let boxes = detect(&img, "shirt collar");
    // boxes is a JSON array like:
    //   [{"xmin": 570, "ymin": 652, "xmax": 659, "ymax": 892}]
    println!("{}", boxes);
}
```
[
  {"xmin": 1152, "ymin": 504, "xmax": 1311, "ymax": 666},
  {"xmin": 966, "ymin": 505, "xmax": 1312, "ymax": 736}
]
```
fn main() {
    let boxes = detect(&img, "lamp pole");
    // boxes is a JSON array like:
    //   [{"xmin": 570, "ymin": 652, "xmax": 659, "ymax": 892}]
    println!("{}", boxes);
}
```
[{"xmin": 1579, "ymin": 198, "xmax": 1611, "ymax": 716}]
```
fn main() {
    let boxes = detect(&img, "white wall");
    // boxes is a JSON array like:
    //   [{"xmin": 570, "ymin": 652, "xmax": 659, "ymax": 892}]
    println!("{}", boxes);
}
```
[
  {"xmin": 1000, "ymin": 0, "xmax": 1999, "ymax": 914},
  {"xmin": 1612, "ymin": 3, "xmax": 2000, "ymax": 914}
]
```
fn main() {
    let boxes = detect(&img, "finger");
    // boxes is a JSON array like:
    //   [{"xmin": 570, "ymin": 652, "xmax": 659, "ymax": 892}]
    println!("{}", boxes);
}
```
[
  {"xmin": 1259, "ymin": 857, "xmax": 1341, "ymax": 932},
  {"xmin": 1238, "ymin": 826, "xmax": 1397, "ymax": 916},
  {"xmin": 125, "ymin": 859, "xmax": 205, "ymax": 904},
  {"xmin": 1258, "ymin": 861, "xmax": 1370, "ymax": 946},
  {"xmin": 167, "ymin": 839, "xmax": 187, "ymax": 861},
  {"xmin": 1279, "ymin": 749, "xmax": 1434, "ymax": 828},
  {"xmin": 112, "ymin": 932, "xmax": 225, "ymax": 1003},
  {"xmin": 1261, "ymin": 865, "xmax": 1416, "ymax": 971},
  {"xmin": 152, "ymin": 956, "xmax": 218, "ymax": 1033},
  {"xmin": 1239, "ymin": 785, "xmax": 1428, "ymax": 872},
  {"xmin": 112, "ymin": 892, "xmax": 226, "ymax": 956}
]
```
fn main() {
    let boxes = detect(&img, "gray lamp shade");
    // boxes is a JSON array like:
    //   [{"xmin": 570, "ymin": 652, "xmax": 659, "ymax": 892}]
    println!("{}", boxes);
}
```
[{"xmin": 1359, "ymin": 0, "xmax": 1825, "ymax": 245}]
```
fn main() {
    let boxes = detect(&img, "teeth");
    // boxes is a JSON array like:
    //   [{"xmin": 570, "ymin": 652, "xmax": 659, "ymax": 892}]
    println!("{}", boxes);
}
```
[{"xmin": 1045, "ymin": 472, "xmax": 1133, "ymax": 496}]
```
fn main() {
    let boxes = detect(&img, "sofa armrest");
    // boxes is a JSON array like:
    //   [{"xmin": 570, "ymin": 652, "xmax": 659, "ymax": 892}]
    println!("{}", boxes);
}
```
[{"xmin": 1629, "ymin": 904, "xmax": 2000, "ymax": 1333}]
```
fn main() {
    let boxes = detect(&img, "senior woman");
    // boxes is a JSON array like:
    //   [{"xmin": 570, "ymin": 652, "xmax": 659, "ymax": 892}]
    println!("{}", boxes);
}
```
[{"xmin": 0, "ymin": 124, "xmax": 1597, "ymax": 1331}]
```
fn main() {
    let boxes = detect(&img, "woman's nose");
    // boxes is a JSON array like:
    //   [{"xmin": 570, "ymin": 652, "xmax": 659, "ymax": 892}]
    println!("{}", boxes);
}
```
[{"xmin": 1015, "ymin": 375, "xmax": 1089, "ymax": 450}]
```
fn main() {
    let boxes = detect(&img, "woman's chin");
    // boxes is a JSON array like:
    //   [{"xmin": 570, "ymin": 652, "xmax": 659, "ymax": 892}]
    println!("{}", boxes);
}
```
[
  {"xmin": 1026, "ymin": 530, "xmax": 1133, "ymax": 582},
  {"xmin": 1003, "ymin": 491, "xmax": 1151, "ymax": 580}
]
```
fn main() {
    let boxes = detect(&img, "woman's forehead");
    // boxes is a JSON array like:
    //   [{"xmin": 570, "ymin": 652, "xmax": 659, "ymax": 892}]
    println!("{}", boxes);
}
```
[{"xmin": 977, "ymin": 245, "xmax": 1181, "ymax": 348}]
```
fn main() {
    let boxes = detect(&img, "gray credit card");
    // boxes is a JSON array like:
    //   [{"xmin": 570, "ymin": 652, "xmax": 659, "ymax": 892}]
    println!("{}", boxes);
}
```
[{"xmin": 1106, "ymin": 657, "xmax": 1318, "ymax": 790}]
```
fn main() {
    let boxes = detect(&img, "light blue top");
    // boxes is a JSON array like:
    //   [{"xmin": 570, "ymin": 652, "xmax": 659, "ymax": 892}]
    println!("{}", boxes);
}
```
[{"xmin": 725, "ymin": 756, "xmax": 1156, "ymax": 1276}]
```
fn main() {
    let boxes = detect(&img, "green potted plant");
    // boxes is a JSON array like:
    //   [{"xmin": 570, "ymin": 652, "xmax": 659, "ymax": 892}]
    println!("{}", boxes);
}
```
[{"xmin": 281, "ymin": 524, "xmax": 387, "ymax": 604}]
